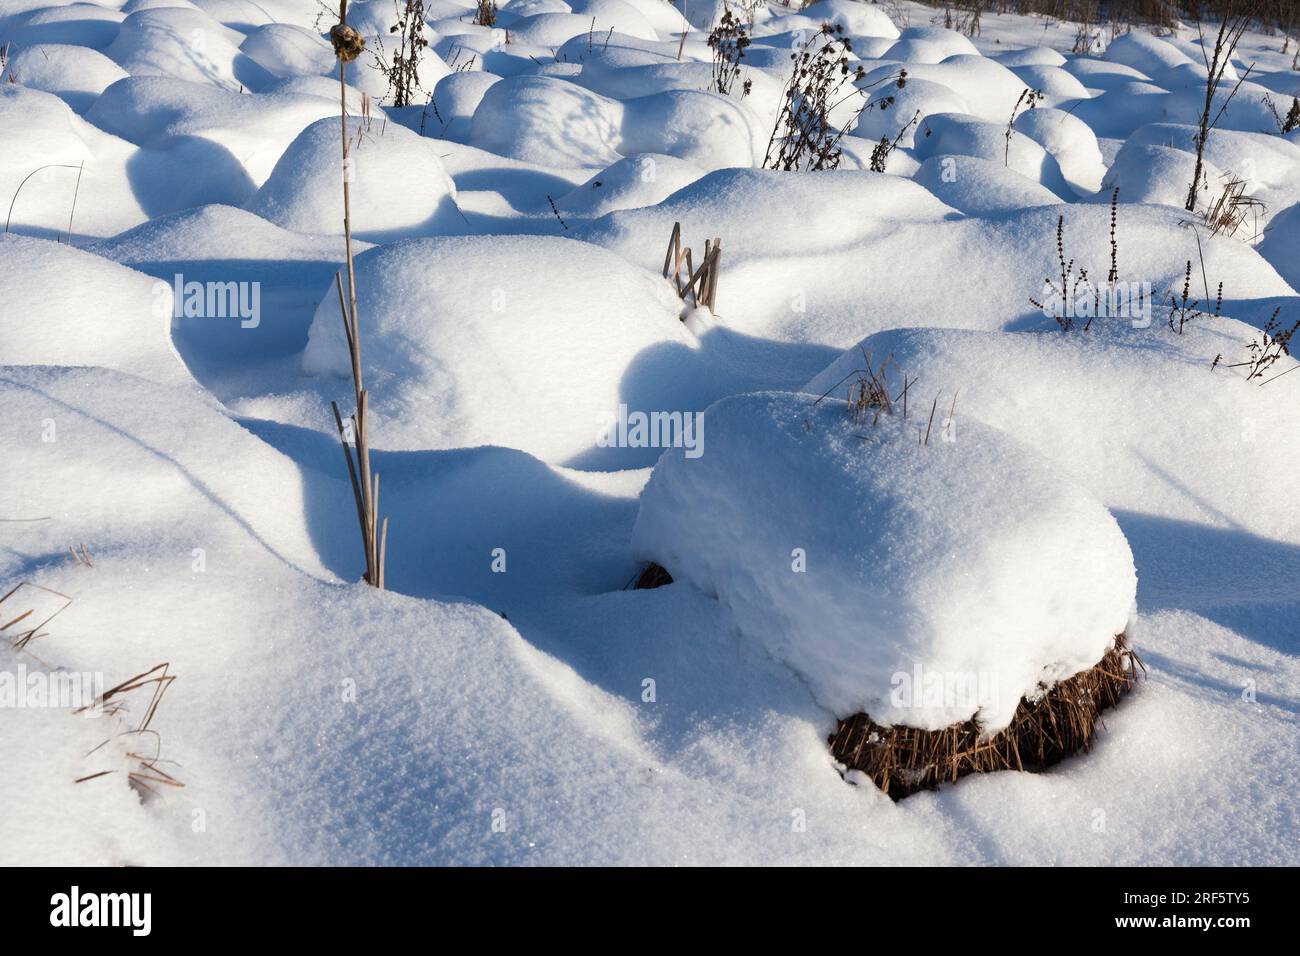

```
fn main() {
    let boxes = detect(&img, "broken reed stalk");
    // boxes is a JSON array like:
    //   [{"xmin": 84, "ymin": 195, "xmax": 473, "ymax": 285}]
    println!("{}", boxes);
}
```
[
  {"xmin": 330, "ymin": 0, "xmax": 388, "ymax": 589},
  {"xmin": 830, "ymin": 634, "xmax": 1144, "ymax": 799},
  {"xmin": 661, "ymin": 221, "xmax": 721, "ymax": 311}
]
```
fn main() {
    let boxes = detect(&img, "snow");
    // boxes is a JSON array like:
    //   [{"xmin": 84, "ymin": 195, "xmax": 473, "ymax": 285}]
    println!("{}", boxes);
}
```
[
  {"xmin": 247, "ymin": 116, "xmax": 463, "ymax": 239},
  {"xmin": 806, "ymin": 322, "xmax": 1300, "ymax": 545},
  {"xmin": 300, "ymin": 234, "xmax": 699, "ymax": 462},
  {"xmin": 0, "ymin": 234, "xmax": 192, "ymax": 387},
  {"xmin": 631, "ymin": 390, "xmax": 1136, "ymax": 732},
  {"xmin": 2, "ymin": 0, "xmax": 1298, "ymax": 866}
]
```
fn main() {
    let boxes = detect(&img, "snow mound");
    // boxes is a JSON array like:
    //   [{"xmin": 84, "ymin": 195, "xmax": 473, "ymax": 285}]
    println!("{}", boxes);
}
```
[
  {"xmin": 1100, "ymin": 142, "xmax": 1224, "ymax": 210},
  {"xmin": 301, "ymin": 235, "xmax": 698, "ymax": 461},
  {"xmin": 1103, "ymin": 31, "xmax": 1193, "ymax": 76},
  {"xmin": 1259, "ymin": 201, "xmax": 1300, "ymax": 292},
  {"xmin": 913, "ymin": 112, "xmax": 1072, "ymax": 198},
  {"xmin": 620, "ymin": 89, "xmax": 766, "ymax": 170},
  {"xmin": 88, "ymin": 203, "xmax": 367, "ymax": 362},
  {"xmin": 86, "ymin": 75, "xmax": 336, "ymax": 186},
  {"xmin": 1014, "ymin": 107, "xmax": 1106, "ymax": 196},
  {"xmin": 807, "ymin": 323, "xmax": 1300, "ymax": 544},
  {"xmin": 471, "ymin": 75, "xmax": 623, "ymax": 167},
  {"xmin": 4, "ymin": 42, "xmax": 128, "ymax": 113},
  {"xmin": 995, "ymin": 46, "xmax": 1066, "ymax": 68},
  {"xmin": 779, "ymin": 0, "xmax": 901, "ymax": 40},
  {"xmin": 913, "ymin": 155, "xmax": 1060, "ymax": 216},
  {"xmin": 239, "ymin": 23, "xmax": 336, "ymax": 80},
  {"xmin": 861, "ymin": 56, "xmax": 1038, "ymax": 123},
  {"xmin": 5, "ymin": 4, "xmax": 124, "ymax": 50},
  {"xmin": 631, "ymin": 390, "xmax": 1136, "ymax": 732},
  {"xmin": 510, "ymin": 7, "xmax": 657, "ymax": 46},
  {"xmin": 0, "ymin": 234, "xmax": 191, "ymax": 387},
  {"xmin": 104, "ymin": 8, "xmax": 274, "ymax": 92},
  {"xmin": 428, "ymin": 71, "xmax": 502, "ymax": 142},
  {"xmin": 1008, "ymin": 64, "xmax": 1091, "ymax": 105},
  {"xmin": 247, "ymin": 117, "xmax": 462, "ymax": 241},
  {"xmin": 584, "ymin": 166, "xmax": 956, "ymax": 266},
  {"xmin": 850, "ymin": 77, "xmax": 969, "ymax": 149},
  {"xmin": 0, "ymin": 364, "xmax": 327, "ymax": 576},
  {"xmin": 883, "ymin": 30, "xmax": 979, "ymax": 64},
  {"xmin": 554, "ymin": 153, "xmax": 705, "ymax": 218}
]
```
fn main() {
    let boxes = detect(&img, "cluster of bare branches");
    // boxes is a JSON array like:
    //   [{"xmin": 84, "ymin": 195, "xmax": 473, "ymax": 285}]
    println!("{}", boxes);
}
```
[
  {"xmin": 76, "ymin": 663, "xmax": 183, "ymax": 800},
  {"xmin": 372, "ymin": 0, "xmax": 429, "ymax": 108},
  {"xmin": 763, "ymin": 25, "xmax": 866, "ymax": 172},
  {"xmin": 1186, "ymin": 5, "xmax": 1258, "ymax": 212},
  {"xmin": 707, "ymin": 10, "xmax": 752, "ymax": 97},
  {"xmin": 1264, "ymin": 93, "xmax": 1300, "ymax": 133},
  {"xmin": 1030, "ymin": 215, "xmax": 1097, "ymax": 331},
  {"xmin": 1214, "ymin": 308, "xmax": 1300, "ymax": 383},
  {"xmin": 870, "ymin": 108, "xmax": 920, "ymax": 173}
]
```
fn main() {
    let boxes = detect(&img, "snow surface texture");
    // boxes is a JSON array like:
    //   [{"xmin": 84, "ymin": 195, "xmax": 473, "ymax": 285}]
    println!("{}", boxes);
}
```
[
  {"xmin": 632, "ymin": 391, "xmax": 1137, "ymax": 731},
  {"xmin": 1, "ymin": 0, "xmax": 1298, "ymax": 866}
]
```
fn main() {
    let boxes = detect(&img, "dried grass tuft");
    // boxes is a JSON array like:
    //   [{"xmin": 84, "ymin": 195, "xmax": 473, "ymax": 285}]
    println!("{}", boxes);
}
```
[{"xmin": 829, "ymin": 634, "xmax": 1144, "ymax": 799}]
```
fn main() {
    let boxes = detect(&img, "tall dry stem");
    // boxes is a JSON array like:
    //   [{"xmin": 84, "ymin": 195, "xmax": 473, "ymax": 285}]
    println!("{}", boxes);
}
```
[{"xmin": 330, "ymin": 0, "xmax": 389, "ymax": 589}]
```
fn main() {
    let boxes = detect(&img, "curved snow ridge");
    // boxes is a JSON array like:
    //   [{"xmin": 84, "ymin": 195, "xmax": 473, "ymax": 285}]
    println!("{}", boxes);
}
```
[
  {"xmin": 0, "ymin": 364, "xmax": 335, "ymax": 581},
  {"xmin": 582, "ymin": 165, "xmax": 960, "ymax": 267},
  {"xmin": 0, "ymin": 234, "xmax": 194, "ymax": 388},
  {"xmin": 632, "ymin": 390, "xmax": 1137, "ymax": 733},
  {"xmin": 807, "ymin": 323, "xmax": 1300, "ymax": 544}
]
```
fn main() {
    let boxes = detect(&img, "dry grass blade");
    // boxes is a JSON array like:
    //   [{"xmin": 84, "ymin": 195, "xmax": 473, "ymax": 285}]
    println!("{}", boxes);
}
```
[
  {"xmin": 0, "ymin": 582, "xmax": 72, "ymax": 651},
  {"xmin": 830, "ymin": 634, "xmax": 1144, "ymax": 799}
]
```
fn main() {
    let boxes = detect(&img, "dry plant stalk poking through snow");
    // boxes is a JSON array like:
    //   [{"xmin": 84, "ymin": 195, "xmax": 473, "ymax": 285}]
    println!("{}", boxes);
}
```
[
  {"xmin": 375, "ymin": 0, "xmax": 429, "ymax": 108},
  {"xmin": 330, "ymin": 0, "xmax": 390, "ymax": 589},
  {"xmin": 662, "ymin": 222, "xmax": 721, "ymax": 311},
  {"xmin": 1185, "ymin": 4, "xmax": 1257, "ymax": 212}
]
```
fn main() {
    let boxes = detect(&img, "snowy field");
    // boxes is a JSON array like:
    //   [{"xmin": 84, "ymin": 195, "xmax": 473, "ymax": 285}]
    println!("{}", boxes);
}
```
[{"xmin": 1, "ymin": 0, "xmax": 1298, "ymax": 866}]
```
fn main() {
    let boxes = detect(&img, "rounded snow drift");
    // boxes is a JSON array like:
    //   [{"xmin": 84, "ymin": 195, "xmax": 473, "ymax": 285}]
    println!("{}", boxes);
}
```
[
  {"xmin": 301, "ymin": 235, "xmax": 699, "ymax": 462},
  {"xmin": 631, "ymin": 390, "xmax": 1138, "ymax": 739},
  {"xmin": 247, "ymin": 116, "xmax": 462, "ymax": 240}
]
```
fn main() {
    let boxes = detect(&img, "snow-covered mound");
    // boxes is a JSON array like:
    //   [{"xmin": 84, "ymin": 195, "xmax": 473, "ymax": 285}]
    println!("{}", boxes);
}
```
[
  {"xmin": 469, "ymin": 74, "xmax": 766, "ymax": 169},
  {"xmin": 913, "ymin": 154, "xmax": 1060, "ymax": 216},
  {"xmin": 104, "ymin": 7, "xmax": 274, "ymax": 92},
  {"xmin": 4, "ymin": 42, "xmax": 128, "ymax": 113},
  {"xmin": 1014, "ymin": 107, "xmax": 1107, "ymax": 196},
  {"xmin": 1100, "ymin": 141, "xmax": 1225, "ymax": 210},
  {"xmin": 632, "ymin": 390, "xmax": 1136, "ymax": 732},
  {"xmin": 301, "ymin": 235, "xmax": 699, "ymax": 461},
  {"xmin": 807, "ymin": 323, "xmax": 1300, "ymax": 544},
  {"xmin": 913, "ymin": 113, "xmax": 1073, "ymax": 199},
  {"xmin": 247, "ymin": 116, "xmax": 462, "ymax": 240},
  {"xmin": 0, "ymin": 235, "xmax": 191, "ymax": 387},
  {"xmin": 554, "ymin": 153, "xmax": 705, "ymax": 218}
]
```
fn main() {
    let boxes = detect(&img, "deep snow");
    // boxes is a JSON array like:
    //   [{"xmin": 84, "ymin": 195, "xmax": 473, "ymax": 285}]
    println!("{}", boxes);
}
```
[{"xmin": 1, "ymin": 0, "xmax": 1297, "ymax": 866}]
